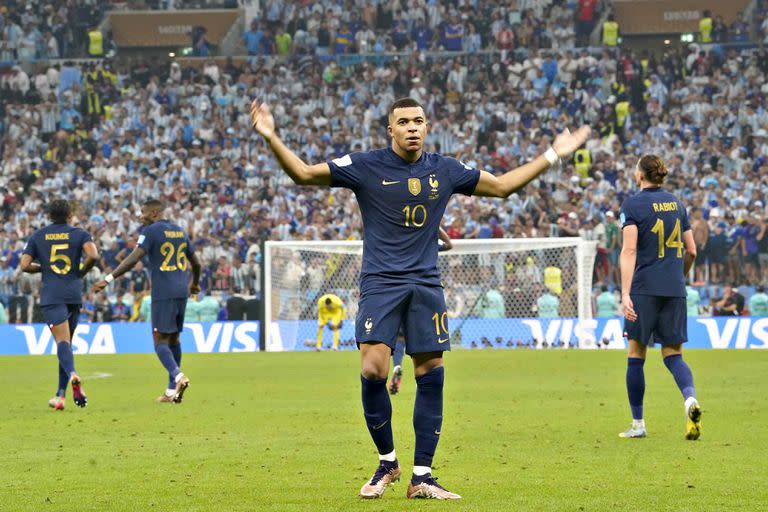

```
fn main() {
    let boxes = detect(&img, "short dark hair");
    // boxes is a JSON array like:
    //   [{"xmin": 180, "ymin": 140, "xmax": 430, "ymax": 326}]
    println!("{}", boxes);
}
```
[
  {"xmin": 757, "ymin": 285, "xmax": 765, "ymax": 293},
  {"xmin": 325, "ymin": 297, "xmax": 333, "ymax": 306},
  {"xmin": 142, "ymin": 198, "xmax": 164, "ymax": 210},
  {"xmin": 601, "ymin": 284, "xmax": 609, "ymax": 292},
  {"xmin": 48, "ymin": 199, "xmax": 70, "ymax": 223},
  {"xmin": 389, "ymin": 97, "xmax": 423, "ymax": 117}
]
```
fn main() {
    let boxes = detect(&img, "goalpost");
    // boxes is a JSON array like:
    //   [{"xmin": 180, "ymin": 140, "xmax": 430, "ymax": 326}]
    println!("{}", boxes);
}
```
[{"xmin": 264, "ymin": 238, "xmax": 598, "ymax": 351}]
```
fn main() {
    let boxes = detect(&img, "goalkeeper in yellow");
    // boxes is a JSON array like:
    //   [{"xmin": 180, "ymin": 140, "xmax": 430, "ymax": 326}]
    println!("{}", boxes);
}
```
[{"xmin": 317, "ymin": 293, "xmax": 347, "ymax": 351}]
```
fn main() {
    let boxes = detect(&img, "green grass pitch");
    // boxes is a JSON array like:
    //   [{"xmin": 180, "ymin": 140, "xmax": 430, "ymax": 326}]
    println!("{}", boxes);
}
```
[{"xmin": 1, "ymin": 349, "xmax": 766, "ymax": 511}]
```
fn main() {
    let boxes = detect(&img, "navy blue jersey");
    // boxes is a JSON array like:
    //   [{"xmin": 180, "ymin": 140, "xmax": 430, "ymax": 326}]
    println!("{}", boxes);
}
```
[
  {"xmin": 23, "ymin": 223, "xmax": 92, "ymax": 305},
  {"xmin": 328, "ymin": 148, "xmax": 480, "ymax": 289},
  {"xmin": 137, "ymin": 220, "xmax": 195, "ymax": 300},
  {"xmin": 620, "ymin": 188, "xmax": 690, "ymax": 297}
]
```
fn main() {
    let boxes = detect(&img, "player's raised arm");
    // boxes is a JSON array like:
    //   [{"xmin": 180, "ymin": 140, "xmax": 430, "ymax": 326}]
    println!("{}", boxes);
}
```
[
  {"xmin": 250, "ymin": 100, "xmax": 332, "ymax": 186},
  {"xmin": 79, "ymin": 241, "xmax": 99, "ymax": 277},
  {"xmin": 473, "ymin": 126, "xmax": 591, "ymax": 198},
  {"xmin": 92, "ymin": 246, "xmax": 146, "ymax": 293}
]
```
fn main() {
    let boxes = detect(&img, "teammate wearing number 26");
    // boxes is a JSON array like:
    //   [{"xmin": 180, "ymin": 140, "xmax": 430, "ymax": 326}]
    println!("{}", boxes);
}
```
[
  {"xmin": 21, "ymin": 200, "xmax": 99, "ymax": 410},
  {"xmin": 93, "ymin": 199, "xmax": 201, "ymax": 403},
  {"xmin": 251, "ymin": 96, "xmax": 590, "ymax": 500},
  {"xmin": 619, "ymin": 155, "xmax": 702, "ymax": 440}
]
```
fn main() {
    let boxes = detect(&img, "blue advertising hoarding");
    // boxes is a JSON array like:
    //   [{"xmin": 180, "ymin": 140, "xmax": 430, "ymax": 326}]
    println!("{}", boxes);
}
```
[
  {"xmin": 2, "ymin": 317, "xmax": 767, "ymax": 355},
  {"xmin": 0, "ymin": 321, "xmax": 260, "ymax": 355},
  {"xmin": 266, "ymin": 317, "xmax": 768, "ymax": 351}
]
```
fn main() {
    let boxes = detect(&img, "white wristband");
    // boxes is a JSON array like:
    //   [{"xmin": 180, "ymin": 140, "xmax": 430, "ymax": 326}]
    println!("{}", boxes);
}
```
[
  {"xmin": 544, "ymin": 147, "xmax": 560, "ymax": 166},
  {"xmin": 104, "ymin": 274, "xmax": 114, "ymax": 284}
]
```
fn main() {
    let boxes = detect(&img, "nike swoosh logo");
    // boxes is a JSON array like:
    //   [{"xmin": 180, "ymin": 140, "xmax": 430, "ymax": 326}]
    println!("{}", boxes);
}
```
[
  {"xmin": 372, "ymin": 420, "xmax": 389, "ymax": 430},
  {"xmin": 434, "ymin": 430, "xmax": 441, "ymax": 435},
  {"xmin": 437, "ymin": 338, "xmax": 449, "ymax": 344},
  {"xmin": 382, "ymin": 180, "xmax": 400, "ymax": 185}
]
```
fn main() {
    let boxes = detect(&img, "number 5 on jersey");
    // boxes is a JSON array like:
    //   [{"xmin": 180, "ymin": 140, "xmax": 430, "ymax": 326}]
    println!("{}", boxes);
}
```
[{"xmin": 50, "ymin": 243, "xmax": 72, "ymax": 274}]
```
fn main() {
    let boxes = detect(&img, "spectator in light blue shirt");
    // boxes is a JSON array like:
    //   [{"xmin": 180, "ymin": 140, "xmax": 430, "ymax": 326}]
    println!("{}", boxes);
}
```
[{"xmin": 243, "ymin": 20, "xmax": 264, "ymax": 55}]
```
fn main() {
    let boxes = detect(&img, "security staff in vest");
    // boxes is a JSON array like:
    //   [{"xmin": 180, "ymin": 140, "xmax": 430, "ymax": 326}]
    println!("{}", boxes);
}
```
[
  {"xmin": 574, "ymin": 147, "xmax": 591, "ymax": 178},
  {"xmin": 602, "ymin": 14, "xmax": 619, "ymax": 47},
  {"xmin": 699, "ymin": 10, "xmax": 713, "ymax": 43},
  {"xmin": 88, "ymin": 27, "xmax": 103, "ymax": 57}
]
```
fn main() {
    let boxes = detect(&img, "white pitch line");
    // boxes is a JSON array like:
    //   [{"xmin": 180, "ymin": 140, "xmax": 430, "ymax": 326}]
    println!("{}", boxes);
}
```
[{"xmin": 85, "ymin": 372, "xmax": 113, "ymax": 380}]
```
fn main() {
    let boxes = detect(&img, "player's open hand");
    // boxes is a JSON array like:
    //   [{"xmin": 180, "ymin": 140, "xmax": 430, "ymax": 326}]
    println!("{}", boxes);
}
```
[
  {"xmin": 622, "ymin": 294, "xmax": 637, "ymax": 322},
  {"xmin": 189, "ymin": 283, "xmax": 201, "ymax": 296},
  {"xmin": 552, "ymin": 126, "xmax": 591, "ymax": 159},
  {"xmin": 250, "ymin": 100, "xmax": 275, "ymax": 140},
  {"xmin": 92, "ymin": 280, "xmax": 108, "ymax": 294}
]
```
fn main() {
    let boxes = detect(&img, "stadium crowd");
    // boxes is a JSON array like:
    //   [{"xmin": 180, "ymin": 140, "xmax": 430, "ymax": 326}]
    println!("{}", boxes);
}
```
[{"xmin": 2, "ymin": 3, "xmax": 768, "ymax": 323}]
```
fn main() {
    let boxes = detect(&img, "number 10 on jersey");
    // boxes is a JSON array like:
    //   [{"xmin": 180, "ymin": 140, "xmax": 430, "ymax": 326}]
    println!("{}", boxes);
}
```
[{"xmin": 403, "ymin": 204, "xmax": 427, "ymax": 227}]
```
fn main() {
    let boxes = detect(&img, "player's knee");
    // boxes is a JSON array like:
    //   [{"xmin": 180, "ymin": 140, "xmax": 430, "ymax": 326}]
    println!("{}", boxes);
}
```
[{"xmin": 361, "ymin": 360, "xmax": 388, "ymax": 380}]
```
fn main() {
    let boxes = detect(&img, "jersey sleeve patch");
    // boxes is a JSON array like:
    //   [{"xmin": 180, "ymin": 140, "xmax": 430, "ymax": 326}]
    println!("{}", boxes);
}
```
[
  {"xmin": 137, "ymin": 234, "xmax": 146, "ymax": 245},
  {"xmin": 331, "ymin": 154, "xmax": 353, "ymax": 167}
]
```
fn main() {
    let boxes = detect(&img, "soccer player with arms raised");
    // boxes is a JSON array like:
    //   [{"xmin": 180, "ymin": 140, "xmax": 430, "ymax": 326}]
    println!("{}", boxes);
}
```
[
  {"xmin": 251, "ymin": 97, "xmax": 589, "ymax": 499},
  {"xmin": 93, "ymin": 199, "xmax": 201, "ymax": 403},
  {"xmin": 619, "ymin": 155, "xmax": 702, "ymax": 440},
  {"xmin": 20, "ymin": 199, "xmax": 99, "ymax": 410}
]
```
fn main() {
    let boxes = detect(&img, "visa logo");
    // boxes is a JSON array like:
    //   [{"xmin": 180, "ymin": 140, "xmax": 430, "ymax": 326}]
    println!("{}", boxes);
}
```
[
  {"xmin": 521, "ymin": 319, "xmax": 626, "ymax": 348},
  {"xmin": 695, "ymin": 318, "xmax": 768, "ymax": 349},
  {"xmin": 15, "ymin": 324, "xmax": 116, "ymax": 355},
  {"xmin": 184, "ymin": 322, "xmax": 259, "ymax": 352}
]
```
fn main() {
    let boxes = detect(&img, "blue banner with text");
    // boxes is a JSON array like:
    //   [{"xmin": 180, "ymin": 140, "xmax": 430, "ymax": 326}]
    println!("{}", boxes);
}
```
[
  {"xmin": 0, "ymin": 321, "xmax": 260, "ymax": 355},
  {"xmin": 266, "ymin": 317, "xmax": 768, "ymax": 351}
]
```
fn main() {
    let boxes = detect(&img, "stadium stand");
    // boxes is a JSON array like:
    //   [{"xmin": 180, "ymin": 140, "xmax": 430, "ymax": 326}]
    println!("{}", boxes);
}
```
[{"xmin": 1, "ymin": 1, "xmax": 768, "ymax": 323}]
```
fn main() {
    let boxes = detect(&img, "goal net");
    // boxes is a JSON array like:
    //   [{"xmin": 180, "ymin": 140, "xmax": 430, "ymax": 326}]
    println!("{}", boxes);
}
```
[{"xmin": 264, "ymin": 238, "xmax": 598, "ymax": 351}]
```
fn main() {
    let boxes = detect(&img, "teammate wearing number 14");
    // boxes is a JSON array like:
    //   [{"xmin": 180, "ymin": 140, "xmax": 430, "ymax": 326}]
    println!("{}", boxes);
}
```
[
  {"xmin": 251, "ymin": 96, "xmax": 590, "ymax": 499},
  {"xmin": 93, "ymin": 199, "xmax": 201, "ymax": 403},
  {"xmin": 619, "ymin": 155, "xmax": 702, "ymax": 440}
]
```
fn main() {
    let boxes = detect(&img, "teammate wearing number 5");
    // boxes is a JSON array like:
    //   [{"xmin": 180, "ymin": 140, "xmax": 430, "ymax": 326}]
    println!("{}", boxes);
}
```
[
  {"xmin": 20, "ymin": 200, "xmax": 99, "ymax": 410},
  {"xmin": 251, "ymin": 96, "xmax": 590, "ymax": 499},
  {"xmin": 619, "ymin": 155, "xmax": 702, "ymax": 440},
  {"xmin": 93, "ymin": 199, "xmax": 201, "ymax": 404}
]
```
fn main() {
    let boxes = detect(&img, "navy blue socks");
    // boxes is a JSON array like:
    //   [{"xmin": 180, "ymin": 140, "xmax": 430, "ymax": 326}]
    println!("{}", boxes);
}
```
[
  {"xmin": 57, "ymin": 363, "xmax": 68, "ymax": 397},
  {"xmin": 664, "ymin": 354, "xmax": 696, "ymax": 400},
  {"xmin": 168, "ymin": 343, "xmax": 182, "ymax": 389},
  {"xmin": 155, "ymin": 343, "xmax": 180, "ymax": 380},
  {"xmin": 413, "ymin": 366, "xmax": 444, "ymax": 468},
  {"xmin": 56, "ymin": 341, "xmax": 76, "ymax": 377},
  {"xmin": 392, "ymin": 342, "xmax": 405, "ymax": 368},
  {"xmin": 626, "ymin": 358, "xmax": 645, "ymax": 420},
  {"xmin": 361, "ymin": 375, "xmax": 394, "ymax": 455}
]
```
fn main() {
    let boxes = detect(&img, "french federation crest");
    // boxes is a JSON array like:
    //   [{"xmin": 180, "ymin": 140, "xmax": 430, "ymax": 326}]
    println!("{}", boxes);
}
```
[
  {"xmin": 428, "ymin": 174, "xmax": 439, "ymax": 200},
  {"xmin": 408, "ymin": 178, "xmax": 421, "ymax": 196}
]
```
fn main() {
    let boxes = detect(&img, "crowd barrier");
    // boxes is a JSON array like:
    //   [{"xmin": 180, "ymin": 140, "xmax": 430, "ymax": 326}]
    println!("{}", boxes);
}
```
[
  {"xmin": 0, "ymin": 321, "xmax": 260, "ymax": 355},
  {"xmin": 2, "ymin": 317, "xmax": 766, "ymax": 355},
  {"xmin": 266, "ymin": 316, "xmax": 768, "ymax": 351}
]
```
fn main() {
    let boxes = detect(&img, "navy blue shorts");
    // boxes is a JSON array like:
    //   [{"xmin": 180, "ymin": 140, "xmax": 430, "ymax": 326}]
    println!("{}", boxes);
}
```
[
  {"xmin": 624, "ymin": 295, "xmax": 687, "ymax": 346},
  {"xmin": 151, "ymin": 298, "xmax": 188, "ymax": 334},
  {"xmin": 356, "ymin": 283, "xmax": 449, "ymax": 355},
  {"xmin": 41, "ymin": 303, "xmax": 81, "ymax": 334}
]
